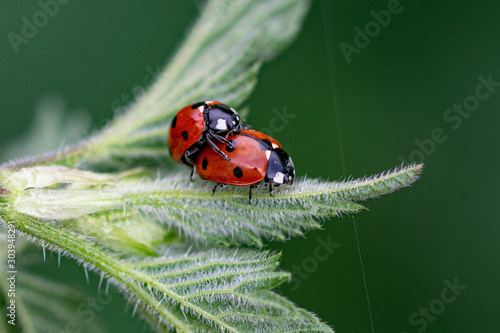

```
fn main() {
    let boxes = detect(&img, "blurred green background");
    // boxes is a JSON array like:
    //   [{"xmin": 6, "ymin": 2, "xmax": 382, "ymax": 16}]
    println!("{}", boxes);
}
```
[{"xmin": 1, "ymin": 0, "xmax": 499, "ymax": 332}]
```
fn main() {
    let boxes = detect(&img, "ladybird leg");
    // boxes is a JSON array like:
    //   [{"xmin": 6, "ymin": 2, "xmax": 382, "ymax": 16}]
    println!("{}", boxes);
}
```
[
  {"xmin": 226, "ymin": 122, "xmax": 242, "ymax": 136},
  {"xmin": 182, "ymin": 148, "xmax": 198, "ymax": 167},
  {"xmin": 212, "ymin": 183, "xmax": 226, "ymax": 196},
  {"xmin": 248, "ymin": 183, "xmax": 259, "ymax": 205},
  {"xmin": 190, "ymin": 165, "xmax": 195, "ymax": 182},
  {"xmin": 269, "ymin": 182, "xmax": 274, "ymax": 196},
  {"xmin": 210, "ymin": 132, "xmax": 235, "ymax": 148},
  {"xmin": 206, "ymin": 137, "xmax": 229, "ymax": 161}
]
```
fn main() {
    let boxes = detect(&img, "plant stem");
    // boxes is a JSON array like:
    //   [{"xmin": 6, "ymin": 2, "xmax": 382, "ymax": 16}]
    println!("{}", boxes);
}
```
[{"xmin": 4, "ymin": 211, "xmax": 190, "ymax": 331}]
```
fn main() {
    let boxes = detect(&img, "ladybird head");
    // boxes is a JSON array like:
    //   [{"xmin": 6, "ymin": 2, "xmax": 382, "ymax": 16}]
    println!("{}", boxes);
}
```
[
  {"xmin": 265, "ymin": 148, "xmax": 295, "ymax": 186},
  {"xmin": 206, "ymin": 103, "xmax": 242, "ymax": 134}
]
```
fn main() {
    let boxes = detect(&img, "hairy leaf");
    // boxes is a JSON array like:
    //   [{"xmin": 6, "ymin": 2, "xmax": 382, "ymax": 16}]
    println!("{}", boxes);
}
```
[
  {"xmin": 0, "ymin": 237, "xmax": 107, "ymax": 333},
  {"xmin": 48, "ymin": 0, "xmax": 312, "ymax": 169},
  {"xmin": 119, "ymin": 164, "xmax": 422, "ymax": 246},
  {"xmin": 0, "ymin": 0, "xmax": 424, "ymax": 331},
  {"xmin": 1, "ymin": 215, "xmax": 332, "ymax": 332},
  {"xmin": 2, "ymin": 164, "xmax": 422, "ymax": 250},
  {"xmin": 127, "ymin": 247, "xmax": 332, "ymax": 332}
]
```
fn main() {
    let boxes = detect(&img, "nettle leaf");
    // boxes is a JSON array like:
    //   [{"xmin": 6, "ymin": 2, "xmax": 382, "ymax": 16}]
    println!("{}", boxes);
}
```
[
  {"xmin": 2, "ymin": 215, "xmax": 331, "ymax": 333},
  {"xmin": 0, "ymin": 0, "xmax": 424, "ymax": 332},
  {"xmin": 49, "ymin": 0, "xmax": 312, "ymax": 169},
  {"xmin": 2, "ymin": 164, "xmax": 421, "ymax": 250},
  {"xmin": 128, "ymin": 247, "xmax": 331, "ymax": 332},
  {"xmin": 119, "ymin": 164, "xmax": 422, "ymax": 247},
  {"xmin": 0, "ymin": 163, "xmax": 420, "ymax": 331},
  {"xmin": 0, "ymin": 237, "xmax": 107, "ymax": 333}
]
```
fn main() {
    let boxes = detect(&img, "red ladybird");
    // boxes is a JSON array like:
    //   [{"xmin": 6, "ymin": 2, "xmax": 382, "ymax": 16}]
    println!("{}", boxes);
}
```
[
  {"xmin": 195, "ymin": 129, "xmax": 295, "ymax": 203},
  {"xmin": 167, "ymin": 101, "xmax": 242, "ymax": 168}
]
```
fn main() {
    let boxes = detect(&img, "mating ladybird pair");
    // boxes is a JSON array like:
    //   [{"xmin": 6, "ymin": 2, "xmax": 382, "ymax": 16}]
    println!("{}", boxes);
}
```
[{"xmin": 167, "ymin": 101, "xmax": 295, "ymax": 203}]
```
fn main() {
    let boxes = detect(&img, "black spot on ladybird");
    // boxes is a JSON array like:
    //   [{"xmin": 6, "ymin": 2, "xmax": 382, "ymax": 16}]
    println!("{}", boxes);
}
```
[
  {"xmin": 225, "ymin": 140, "xmax": 235, "ymax": 152},
  {"xmin": 182, "ymin": 131, "xmax": 189, "ymax": 140},
  {"xmin": 202, "ymin": 157, "xmax": 208, "ymax": 170},
  {"xmin": 171, "ymin": 116, "xmax": 177, "ymax": 128},
  {"xmin": 233, "ymin": 167, "xmax": 243, "ymax": 178}
]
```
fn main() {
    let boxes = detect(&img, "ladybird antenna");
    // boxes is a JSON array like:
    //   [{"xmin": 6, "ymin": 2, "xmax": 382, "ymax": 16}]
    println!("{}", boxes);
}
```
[{"xmin": 320, "ymin": 2, "xmax": 375, "ymax": 333}]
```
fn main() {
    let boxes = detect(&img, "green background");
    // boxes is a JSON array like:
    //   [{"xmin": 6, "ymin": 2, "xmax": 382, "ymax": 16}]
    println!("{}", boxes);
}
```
[{"xmin": 1, "ymin": 0, "xmax": 499, "ymax": 332}]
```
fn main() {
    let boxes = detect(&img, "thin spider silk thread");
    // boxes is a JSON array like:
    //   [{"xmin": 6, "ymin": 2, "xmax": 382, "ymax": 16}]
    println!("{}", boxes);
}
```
[{"xmin": 319, "ymin": 2, "xmax": 375, "ymax": 332}]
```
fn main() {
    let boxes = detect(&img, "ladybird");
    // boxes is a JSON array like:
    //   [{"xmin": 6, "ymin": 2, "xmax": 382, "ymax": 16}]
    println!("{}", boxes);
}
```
[
  {"xmin": 167, "ymin": 101, "xmax": 242, "ymax": 168},
  {"xmin": 194, "ymin": 129, "xmax": 295, "ymax": 203}
]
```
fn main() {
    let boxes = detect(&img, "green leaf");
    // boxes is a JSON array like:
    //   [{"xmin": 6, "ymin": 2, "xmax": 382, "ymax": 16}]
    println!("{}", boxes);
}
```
[
  {"xmin": 2, "ymin": 164, "xmax": 422, "ymax": 249},
  {"xmin": 2, "ymin": 215, "xmax": 332, "ymax": 332},
  {"xmin": 118, "ymin": 164, "xmax": 422, "ymax": 247},
  {"xmin": 0, "ymin": 238, "xmax": 107, "ymax": 333},
  {"xmin": 128, "ymin": 247, "xmax": 332, "ymax": 332},
  {"xmin": 0, "ymin": 0, "xmax": 424, "ymax": 332},
  {"xmin": 39, "ymin": 0, "xmax": 312, "ymax": 169}
]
